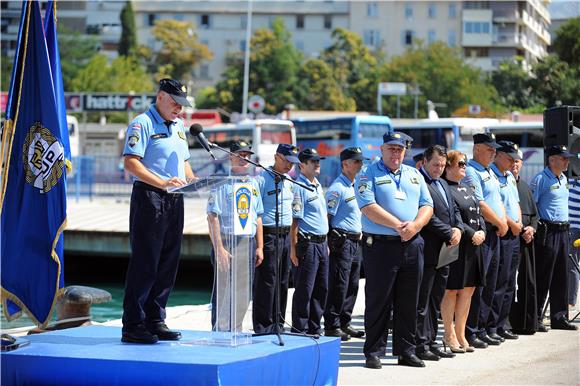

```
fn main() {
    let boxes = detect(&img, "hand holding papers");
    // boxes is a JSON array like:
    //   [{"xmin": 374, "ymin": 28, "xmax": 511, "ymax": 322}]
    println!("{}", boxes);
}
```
[{"xmin": 437, "ymin": 243, "xmax": 460, "ymax": 269}]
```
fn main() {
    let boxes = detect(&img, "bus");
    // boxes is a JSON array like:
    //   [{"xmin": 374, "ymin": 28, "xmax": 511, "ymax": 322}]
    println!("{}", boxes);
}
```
[
  {"xmin": 393, "ymin": 117, "xmax": 500, "ymax": 162},
  {"xmin": 294, "ymin": 116, "xmax": 393, "ymax": 186},
  {"xmin": 188, "ymin": 119, "xmax": 296, "ymax": 176},
  {"xmin": 486, "ymin": 121, "xmax": 544, "ymax": 181}
]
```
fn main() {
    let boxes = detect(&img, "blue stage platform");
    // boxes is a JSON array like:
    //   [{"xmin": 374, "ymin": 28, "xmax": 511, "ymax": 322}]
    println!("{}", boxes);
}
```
[{"xmin": 1, "ymin": 325, "xmax": 340, "ymax": 385}]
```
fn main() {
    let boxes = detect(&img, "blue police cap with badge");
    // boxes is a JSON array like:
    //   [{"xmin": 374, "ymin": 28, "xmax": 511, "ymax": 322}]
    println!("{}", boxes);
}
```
[
  {"xmin": 383, "ymin": 131, "xmax": 412, "ymax": 148},
  {"xmin": 276, "ymin": 144, "xmax": 300, "ymax": 163},
  {"xmin": 159, "ymin": 78, "xmax": 191, "ymax": 107},
  {"xmin": 545, "ymin": 145, "xmax": 575, "ymax": 158},
  {"xmin": 473, "ymin": 132, "xmax": 501, "ymax": 149},
  {"xmin": 230, "ymin": 140, "xmax": 254, "ymax": 154},
  {"xmin": 340, "ymin": 147, "xmax": 369, "ymax": 161},
  {"xmin": 299, "ymin": 148, "xmax": 326, "ymax": 163},
  {"xmin": 497, "ymin": 140, "xmax": 522, "ymax": 160}
]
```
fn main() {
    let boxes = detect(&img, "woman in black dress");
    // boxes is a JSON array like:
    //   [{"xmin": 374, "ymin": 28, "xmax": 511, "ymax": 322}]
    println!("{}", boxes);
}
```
[{"xmin": 440, "ymin": 150, "xmax": 486, "ymax": 352}]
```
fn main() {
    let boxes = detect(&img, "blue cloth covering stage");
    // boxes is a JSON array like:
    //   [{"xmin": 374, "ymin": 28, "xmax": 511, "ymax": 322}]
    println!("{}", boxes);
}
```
[{"xmin": 1, "ymin": 326, "xmax": 340, "ymax": 385}]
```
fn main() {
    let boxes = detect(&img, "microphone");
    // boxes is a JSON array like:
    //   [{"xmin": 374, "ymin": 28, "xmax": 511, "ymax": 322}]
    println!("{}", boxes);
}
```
[{"xmin": 189, "ymin": 124, "xmax": 216, "ymax": 160}]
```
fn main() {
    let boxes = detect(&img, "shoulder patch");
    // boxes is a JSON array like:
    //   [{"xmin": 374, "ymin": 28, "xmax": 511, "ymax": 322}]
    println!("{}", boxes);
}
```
[{"xmin": 327, "ymin": 198, "xmax": 337, "ymax": 208}]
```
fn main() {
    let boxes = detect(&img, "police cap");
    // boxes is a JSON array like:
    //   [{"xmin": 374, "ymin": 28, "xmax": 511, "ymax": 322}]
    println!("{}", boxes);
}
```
[
  {"xmin": 383, "ymin": 131, "xmax": 411, "ymax": 147},
  {"xmin": 497, "ymin": 140, "xmax": 522, "ymax": 160},
  {"xmin": 340, "ymin": 147, "xmax": 369, "ymax": 161},
  {"xmin": 545, "ymin": 145, "xmax": 575, "ymax": 158},
  {"xmin": 299, "ymin": 148, "xmax": 325, "ymax": 163},
  {"xmin": 230, "ymin": 140, "xmax": 254, "ymax": 154},
  {"xmin": 473, "ymin": 132, "xmax": 501, "ymax": 148},
  {"xmin": 276, "ymin": 144, "xmax": 300, "ymax": 163},
  {"xmin": 159, "ymin": 78, "xmax": 192, "ymax": 107}
]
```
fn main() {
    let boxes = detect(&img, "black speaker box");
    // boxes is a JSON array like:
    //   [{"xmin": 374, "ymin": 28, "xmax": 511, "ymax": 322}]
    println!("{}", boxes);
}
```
[{"xmin": 543, "ymin": 105, "xmax": 580, "ymax": 177}]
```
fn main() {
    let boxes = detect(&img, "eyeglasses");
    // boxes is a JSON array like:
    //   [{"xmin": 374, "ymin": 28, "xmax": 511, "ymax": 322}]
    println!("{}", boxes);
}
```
[{"xmin": 457, "ymin": 161, "xmax": 467, "ymax": 168}]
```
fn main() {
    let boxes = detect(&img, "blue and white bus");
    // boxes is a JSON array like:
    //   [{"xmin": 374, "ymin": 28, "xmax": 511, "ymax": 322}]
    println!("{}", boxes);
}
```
[
  {"xmin": 393, "ymin": 118, "xmax": 500, "ymax": 162},
  {"xmin": 294, "ymin": 115, "xmax": 393, "ymax": 186}
]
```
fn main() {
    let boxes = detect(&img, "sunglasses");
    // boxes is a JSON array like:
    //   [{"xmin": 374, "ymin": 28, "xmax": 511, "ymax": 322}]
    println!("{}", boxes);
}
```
[{"xmin": 457, "ymin": 161, "xmax": 467, "ymax": 168}]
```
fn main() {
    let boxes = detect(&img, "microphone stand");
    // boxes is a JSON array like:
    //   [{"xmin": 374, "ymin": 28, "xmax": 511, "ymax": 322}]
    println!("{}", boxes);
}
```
[{"xmin": 208, "ymin": 143, "xmax": 315, "ymax": 346}]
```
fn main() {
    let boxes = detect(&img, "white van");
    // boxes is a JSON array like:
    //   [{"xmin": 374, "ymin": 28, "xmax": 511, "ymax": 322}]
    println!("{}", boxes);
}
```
[{"xmin": 188, "ymin": 119, "xmax": 296, "ymax": 176}]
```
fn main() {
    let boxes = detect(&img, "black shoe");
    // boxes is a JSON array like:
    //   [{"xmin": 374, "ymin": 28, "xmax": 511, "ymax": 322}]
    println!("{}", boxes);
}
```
[
  {"xmin": 122, "ymin": 325, "xmax": 159, "ymax": 344},
  {"xmin": 365, "ymin": 355, "xmax": 382, "ymax": 369},
  {"xmin": 398, "ymin": 354, "xmax": 425, "ymax": 368},
  {"xmin": 498, "ymin": 330, "xmax": 519, "ymax": 340},
  {"xmin": 467, "ymin": 338, "xmax": 488, "ymax": 349},
  {"xmin": 488, "ymin": 332, "xmax": 505, "ymax": 342},
  {"xmin": 342, "ymin": 325, "xmax": 365, "ymax": 338},
  {"xmin": 325, "ymin": 328, "xmax": 350, "ymax": 341},
  {"xmin": 430, "ymin": 347, "xmax": 456, "ymax": 358},
  {"xmin": 537, "ymin": 322, "xmax": 548, "ymax": 332},
  {"xmin": 551, "ymin": 319, "xmax": 578, "ymax": 330},
  {"xmin": 479, "ymin": 334, "xmax": 501, "ymax": 346},
  {"xmin": 416, "ymin": 350, "xmax": 440, "ymax": 361},
  {"xmin": 147, "ymin": 322, "xmax": 182, "ymax": 341}
]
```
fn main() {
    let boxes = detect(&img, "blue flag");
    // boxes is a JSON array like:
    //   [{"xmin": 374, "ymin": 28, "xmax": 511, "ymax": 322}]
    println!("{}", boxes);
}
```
[{"xmin": 1, "ymin": 0, "xmax": 67, "ymax": 327}]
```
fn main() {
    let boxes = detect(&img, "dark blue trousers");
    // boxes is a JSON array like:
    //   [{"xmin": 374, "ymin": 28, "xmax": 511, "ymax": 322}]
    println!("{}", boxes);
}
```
[
  {"xmin": 363, "ymin": 235, "xmax": 424, "ymax": 358},
  {"xmin": 495, "ymin": 233, "xmax": 520, "ymax": 333},
  {"xmin": 535, "ymin": 228, "xmax": 570, "ymax": 323},
  {"xmin": 291, "ymin": 240, "xmax": 329, "ymax": 334},
  {"xmin": 466, "ymin": 231, "xmax": 499, "ymax": 340},
  {"xmin": 323, "ymin": 237, "xmax": 362, "ymax": 330},
  {"xmin": 122, "ymin": 185, "xmax": 183, "ymax": 331},
  {"xmin": 252, "ymin": 232, "xmax": 291, "ymax": 333}
]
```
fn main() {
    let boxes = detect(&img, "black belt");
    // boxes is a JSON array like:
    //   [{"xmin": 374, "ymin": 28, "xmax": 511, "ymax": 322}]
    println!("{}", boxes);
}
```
[
  {"xmin": 298, "ymin": 233, "xmax": 326, "ymax": 243},
  {"xmin": 363, "ymin": 232, "xmax": 401, "ymax": 242},
  {"xmin": 263, "ymin": 226, "xmax": 291, "ymax": 235},
  {"xmin": 134, "ymin": 181, "xmax": 174, "ymax": 195},
  {"xmin": 539, "ymin": 219, "xmax": 570, "ymax": 231},
  {"xmin": 330, "ymin": 228, "xmax": 362, "ymax": 241}
]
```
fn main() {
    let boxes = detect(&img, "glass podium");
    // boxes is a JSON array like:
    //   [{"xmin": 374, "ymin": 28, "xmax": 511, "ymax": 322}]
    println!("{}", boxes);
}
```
[{"xmin": 170, "ymin": 176, "xmax": 255, "ymax": 347}]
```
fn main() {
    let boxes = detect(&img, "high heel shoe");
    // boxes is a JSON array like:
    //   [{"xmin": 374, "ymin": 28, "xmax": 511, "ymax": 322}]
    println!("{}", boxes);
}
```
[
  {"xmin": 459, "ymin": 342, "xmax": 475, "ymax": 353},
  {"xmin": 443, "ymin": 338, "xmax": 466, "ymax": 353}
]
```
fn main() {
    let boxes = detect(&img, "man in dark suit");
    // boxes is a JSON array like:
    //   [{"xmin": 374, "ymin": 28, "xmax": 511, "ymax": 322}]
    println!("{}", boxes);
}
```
[{"xmin": 417, "ymin": 145, "xmax": 464, "ymax": 360}]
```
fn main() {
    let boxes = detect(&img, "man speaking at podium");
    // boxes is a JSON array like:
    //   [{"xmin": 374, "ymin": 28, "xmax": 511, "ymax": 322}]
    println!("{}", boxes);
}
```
[{"xmin": 121, "ymin": 78, "xmax": 195, "ymax": 344}]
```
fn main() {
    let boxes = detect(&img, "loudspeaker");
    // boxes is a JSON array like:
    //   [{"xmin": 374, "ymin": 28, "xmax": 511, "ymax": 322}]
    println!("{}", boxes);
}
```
[{"xmin": 543, "ymin": 105, "xmax": 580, "ymax": 177}]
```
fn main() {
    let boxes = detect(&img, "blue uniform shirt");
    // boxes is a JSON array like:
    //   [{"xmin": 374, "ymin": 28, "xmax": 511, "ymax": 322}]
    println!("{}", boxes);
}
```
[
  {"xmin": 355, "ymin": 161, "xmax": 433, "ymax": 236},
  {"xmin": 255, "ymin": 167, "xmax": 294, "ymax": 227},
  {"xmin": 123, "ymin": 104, "xmax": 190, "ymax": 181},
  {"xmin": 490, "ymin": 163, "xmax": 520, "ymax": 222},
  {"xmin": 326, "ymin": 173, "xmax": 362, "ymax": 233},
  {"xmin": 207, "ymin": 177, "xmax": 264, "ymax": 237},
  {"xmin": 463, "ymin": 159, "xmax": 505, "ymax": 219},
  {"xmin": 292, "ymin": 174, "xmax": 328, "ymax": 235},
  {"xmin": 530, "ymin": 167, "xmax": 569, "ymax": 222}
]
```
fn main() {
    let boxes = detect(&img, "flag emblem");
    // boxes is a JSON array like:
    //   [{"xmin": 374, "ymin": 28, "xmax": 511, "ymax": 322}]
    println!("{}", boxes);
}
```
[{"xmin": 23, "ymin": 122, "xmax": 65, "ymax": 193}]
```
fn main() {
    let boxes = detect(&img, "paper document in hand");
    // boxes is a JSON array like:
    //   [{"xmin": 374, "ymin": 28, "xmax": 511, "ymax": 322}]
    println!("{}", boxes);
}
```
[{"xmin": 437, "ymin": 244, "xmax": 460, "ymax": 269}]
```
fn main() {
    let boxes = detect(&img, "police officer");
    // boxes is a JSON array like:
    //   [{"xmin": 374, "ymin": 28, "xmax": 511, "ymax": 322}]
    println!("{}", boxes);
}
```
[
  {"xmin": 207, "ymin": 141, "xmax": 264, "ymax": 331},
  {"xmin": 356, "ymin": 132, "xmax": 434, "ymax": 369},
  {"xmin": 323, "ymin": 147, "xmax": 368, "ymax": 341},
  {"xmin": 489, "ymin": 141, "xmax": 522, "ymax": 341},
  {"xmin": 253, "ymin": 144, "xmax": 300, "ymax": 333},
  {"xmin": 290, "ymin": 148, "xmax": 329, "ymax": 337},
  {"xmin": 462, "ymin": 133, "xmax": 508, "ymax": 348},
  {"xmin": 531, "ymin": 145, "xmax": 578, "ymax": 331},
  {"xmin": 121, "ymin": 78, "xmax": 195, "ymax": 344}
]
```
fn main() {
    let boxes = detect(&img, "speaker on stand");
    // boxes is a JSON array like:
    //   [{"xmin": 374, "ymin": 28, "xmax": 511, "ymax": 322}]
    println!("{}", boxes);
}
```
[{"xmin": 543, "ymin": 105, "xmax": 580, "ymax": 177}]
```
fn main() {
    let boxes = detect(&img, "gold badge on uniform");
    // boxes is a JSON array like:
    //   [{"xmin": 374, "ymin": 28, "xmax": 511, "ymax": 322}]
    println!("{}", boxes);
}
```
[{"xmin": 178, "ymin": 131, "xmax": 186, "ymax": 140}]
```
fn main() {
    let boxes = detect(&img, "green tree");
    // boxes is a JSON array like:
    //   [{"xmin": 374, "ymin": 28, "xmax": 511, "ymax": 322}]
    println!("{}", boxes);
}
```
[
  {"xmin": 552, "ymin": 17, "xmax": 580, "ymax": 68},
  {"xmin": 295, "ymin": 59, "xmax": 355, "ymax": 111},
  {"xmin": 118, "ymin": 1, "xmax": 137, "ymax": 57},
  {"xmin": 380, "ymin": 42, "xmax": 500, "ymax": 118},
  {"xmin": 323, "ymin": 28, "xmax": 380, "ymax": 112},
  {"xmin": 202, "ymin": 18, "xmax": 302, "ymax": 114},
  {"xmin": 490, "ymin": 57, "xmax": 534, "ymax": 109},
  {"xmin": 529, "ymin": 54, "xmax": 579, "ymax": 107},
  {"xmin": 141, "ymin": 19, "xmax": 212, "ymax": 82},
  {"xmin": 70, "ymin": 54, "xmax": 154, "ymax": 92},
  {"xmin": 58, "ymin": 25, "xmax": 100, "ymax": 90},
  {"xmin": 1, "ymin": 55, "xmax": 13, "ymax": 91}
]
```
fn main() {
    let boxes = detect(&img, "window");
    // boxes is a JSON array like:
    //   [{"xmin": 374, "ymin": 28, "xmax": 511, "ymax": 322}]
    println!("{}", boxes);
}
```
[
  {"xmin": 405, "ymin": 3, "xmax": 413, "ymax": 20},
  {"xmin": 324, "ymin": 15, "xmax": 332, "ymax": 29},
  {"xmin": 428, "ymin": 3, "xmax": 436, "ymax": 19},
  {"xmin": 465, "ymin": 22, "xmax": 491, "ymax": 34},
  {"xmin": 147, "ymin": 14, "xmax": 156, "ymax": 27},
  {"xmin": 448, "ymin": 4, "xmax": 457, "ymax": 19},
  {"xmin": 482, "ymin": 22, "xmax": 490, "ymax": 33},
  {"xmin": 201, "ymin": 14, "xmax": 210, "ymax": 29},
  {"xmin": 296, "ymin": 15, "xmax": 304, "ymax": 29},
  {"xmin": 428, "ymin": 29, "xmax": 436, "ymax": 44},
  {"xmin": 363, "ymin": 30, "xmax": 380, "ymax": 48},
  {"xmin": 241, "ymin": 15, "xmax": 247, "ymax": 29},
  {"xmin": 174, "ymin": 14, "xmax": 184, "ymax": 21},
  {"xmin": 200, "ymin": 64, "xmax": 209, "ymax": 79},
  {"xmin": 403, "ymin": 30, "xmax": 414, "ymax": 46},
  {"xmin": 367, "ymin": 2, "xmax": 378, "ymax": 17},
  {"xmin": 240, "ymin": 40, "xmax": 246, "ymax": 52},
  {"xmin": 448, "ymin": 29, "xmax": 456, "ymax": 46}
]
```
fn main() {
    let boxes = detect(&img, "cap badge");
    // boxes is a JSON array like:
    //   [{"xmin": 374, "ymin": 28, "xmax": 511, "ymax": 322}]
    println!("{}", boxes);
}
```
[
  {"xmin": 513, "ymin": 144, "xmax": 518, "ymax": 150},
  {"xmin": 394, "ymin": 134, "xmax": 401, "ymax": 138},
  {"xmin": 563, "ymin": 146, "xmax": 567, "ymax": 150},
  {"xmin": 490, "ymin": 133, "xmax": 496, "ymax": 139},
  {"xmin": 181, "ymin": 86, "xmax": 187, "ymax": 92}
]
